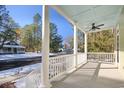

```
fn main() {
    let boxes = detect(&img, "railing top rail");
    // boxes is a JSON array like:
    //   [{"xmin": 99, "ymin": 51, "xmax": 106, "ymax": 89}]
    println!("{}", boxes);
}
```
[
  {"xmin": 77, "ymin": 53, "xmax": 85, "ymax": 55},
  {"xmin": 49, "ymin": 54, "xmax": 74, "ymax": 59},
  {"xmin": 49, "ymin": 53, "xmax": 86, "ymax": 60},
  {"xmin": 87, "ymin": 52, "xmax": 114, "ymax": 54}
]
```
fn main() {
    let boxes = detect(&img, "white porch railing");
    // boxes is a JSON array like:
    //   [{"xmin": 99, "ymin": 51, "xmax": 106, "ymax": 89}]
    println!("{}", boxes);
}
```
[
  {"xmin": 20, "ymin": 53, "xmax": 87, "ymax": 87},
  {"xmin": 77, "ymin": 53, "xmax": 87, "ymax": 67},
  {"xmin": 87, "ymin": 52, "xmax": 115, "ymax": 64},
  {"xmin": 49, "ymin": 54, "xmax": 75, "ymax": 81},
  {"xmin": 13, "ymin": 52, "xmax": 116, "ymax": 87},
  {"xmin": 49, "ymin": 53, "xmax": 87, "ymax": 81}
]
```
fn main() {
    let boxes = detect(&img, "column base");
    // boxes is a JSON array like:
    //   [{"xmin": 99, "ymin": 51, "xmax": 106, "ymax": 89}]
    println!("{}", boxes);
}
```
[{"xmin": 39, "ymin": 83, "xmax": 52, "ymax": 88}]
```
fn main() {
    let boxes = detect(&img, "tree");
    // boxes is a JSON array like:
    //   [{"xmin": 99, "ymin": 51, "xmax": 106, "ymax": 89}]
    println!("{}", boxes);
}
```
[
  {"xmin": 64, "ymin": 30, "xmax": 85, "ymax": 52},
  {"xmin": 33, "ymin": 13, "xmax": 41, "ymax": 25},
  {"xmin": 21, "ymin": 24, "xmax": 39, "ymax": 52},
  {"xmin": 50, "ymin": 23, "xmax": 63, "ymax": 53},
  {"xmin": 64, "ymin": 35, "xmax": 73, "ymax": 49},
  {"xmin": 8, "ymin": 17, "xmax": 20, "ymax": 41},
  {"xmin": 21, "ymin": 13, "xmax": 62, "ymax": 53},
  {"xmin": 0, "ymin": 5, "xmax": 19, "ymax": 49},
  {"xmin": 21, "ymin": 13, "xmax": 42, "ymax": 52},
  {"xmin": 87, "ymin": 29, "xmax": 115, "ymax": 52},
  {"xmin": 33, "ymin": 13, "xmax": 41, "ymax": 52},
  {"xmin": 64, "ymin": 29, "xmax": 114, "ymax": 53},
  {"xmin": 77, "ymin": 30, "xmax": 84, "ymax": 52},
  {"xmin": 21, "ymin": 23, "xmax": 63, "ymax": 53}
]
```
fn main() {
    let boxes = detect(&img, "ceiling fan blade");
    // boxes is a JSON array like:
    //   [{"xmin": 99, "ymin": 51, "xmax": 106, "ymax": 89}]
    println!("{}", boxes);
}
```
[
  {"xmin": 89, "ymin": 28, "xmax": 92, "ymax": 31},
  {"xmin": 96, "ymin": 27, "xmax": 100, "ymax": 29},
  {"xmin": 88, "ymin": 23, "xmax": 104, "ymax": 31},
  {"xmin": 96, "ymin": 24, "xmax": 104, "ymax": 27}
]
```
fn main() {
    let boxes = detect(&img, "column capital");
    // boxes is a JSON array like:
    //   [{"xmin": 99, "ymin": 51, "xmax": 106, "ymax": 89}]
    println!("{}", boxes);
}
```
[{"xmin": 84, "ymin": 31, "xmax": 88, "ymax": 35}]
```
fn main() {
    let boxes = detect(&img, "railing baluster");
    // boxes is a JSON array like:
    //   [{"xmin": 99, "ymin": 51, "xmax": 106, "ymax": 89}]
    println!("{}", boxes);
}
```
[
  {"xmin": 87, "ymin": 52, "xmax": 115, "ymax": 64},
  {"xmin": 49, "ymin": 54, "xmax": 76, "ymax": 80}
]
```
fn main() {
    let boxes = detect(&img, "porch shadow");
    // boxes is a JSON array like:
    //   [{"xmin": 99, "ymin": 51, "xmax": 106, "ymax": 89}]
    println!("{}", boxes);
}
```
[
  {"xmin": 57, "ymin": 62, "xmax": 89, "ymax": 82},
  {"xmin": 51, "ymin": 62, "xmax": 124, "ymax": 88},
  {"xmin": 91, "ymin": 63, "xmax": 101, "ymax": 81},
  {"xmin": 51, "ymin": 62, "xmax": 89, "ymax": 87}
]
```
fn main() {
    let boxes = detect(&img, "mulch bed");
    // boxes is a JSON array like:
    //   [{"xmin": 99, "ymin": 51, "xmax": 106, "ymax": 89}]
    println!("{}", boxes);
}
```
[{"xmin": 0, "ymin": 82, "xmax": 16, "ymax": 88}]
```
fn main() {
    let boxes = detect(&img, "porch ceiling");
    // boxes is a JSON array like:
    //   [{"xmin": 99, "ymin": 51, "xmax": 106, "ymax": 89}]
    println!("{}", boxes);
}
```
[{"xmin": 53, "ymin": 5, "xmax": 123, "ymax": 32}]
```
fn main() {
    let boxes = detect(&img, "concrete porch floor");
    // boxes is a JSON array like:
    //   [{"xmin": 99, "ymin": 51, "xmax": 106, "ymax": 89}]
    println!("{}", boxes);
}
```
[{"xmin": 51, "ymin": 62, "xmax": 124, "ymax": 88}]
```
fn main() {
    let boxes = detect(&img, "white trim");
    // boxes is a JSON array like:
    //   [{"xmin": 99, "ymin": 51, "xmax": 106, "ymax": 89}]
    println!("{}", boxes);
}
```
[
  {"xmin": 84, "ymin": 32, "xmax": 88, "ymax": 62},
  {"xmin": 84, "ymin": 33, "xmax": 87, "ymax": 53},
  {"xmin": 74, "ymin": 25, "xmax": 78, "ymax": 68}
]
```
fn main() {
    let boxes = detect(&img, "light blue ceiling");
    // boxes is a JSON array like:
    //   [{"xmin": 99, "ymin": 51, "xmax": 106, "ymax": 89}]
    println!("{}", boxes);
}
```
[{"xmin": 58, "ymin": 5, "xmax": 123, "ymax": 31}]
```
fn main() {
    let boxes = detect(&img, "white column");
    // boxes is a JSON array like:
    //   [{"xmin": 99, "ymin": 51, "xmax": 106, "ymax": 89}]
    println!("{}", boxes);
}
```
[
  {"xmin": 74, "ymin": 25, "xmax": 78, "ymax": 68},
  {"xmin": 85, "ymin": 32, "xmax": 88, "ymax": 62},
  {"xmin": 114, "ymin": 27, "xmax": 118, "ymax": 65},
  {"xmin": 41, "ymin": 5, "xmax": 51, "ymax": 88}
]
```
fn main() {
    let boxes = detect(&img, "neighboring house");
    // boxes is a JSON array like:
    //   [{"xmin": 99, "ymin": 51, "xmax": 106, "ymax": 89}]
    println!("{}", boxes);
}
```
[{"xmin": 0, "ymin": 41, "xmax": 25, "ymax": 54}]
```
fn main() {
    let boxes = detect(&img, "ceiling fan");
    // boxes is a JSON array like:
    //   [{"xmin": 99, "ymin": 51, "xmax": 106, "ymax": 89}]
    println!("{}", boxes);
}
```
[{"xmin": 89, "ymin": 23, "xmax": 104, "ymax": 31}]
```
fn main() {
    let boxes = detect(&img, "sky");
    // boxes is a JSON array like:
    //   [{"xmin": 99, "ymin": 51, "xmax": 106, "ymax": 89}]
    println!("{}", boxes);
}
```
[{"xmin": 6, "ymin": 5, "xmax": 74, "ymax": 41}]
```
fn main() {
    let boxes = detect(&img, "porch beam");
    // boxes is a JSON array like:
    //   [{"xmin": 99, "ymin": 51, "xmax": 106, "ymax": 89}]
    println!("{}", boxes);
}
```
[
  {"xmin": 74, "ymin": 24, "xmax": 78, "ymax": 68},
  {"xmin": 41, "ymin": 5, "xmax": 51, "ymax": 88}
]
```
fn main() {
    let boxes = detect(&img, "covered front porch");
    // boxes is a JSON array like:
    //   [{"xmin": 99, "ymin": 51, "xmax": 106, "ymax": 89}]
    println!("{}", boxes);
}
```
[{"xmin": 17, "ymin": 5, "xmax": 124, "ymax": 88}]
